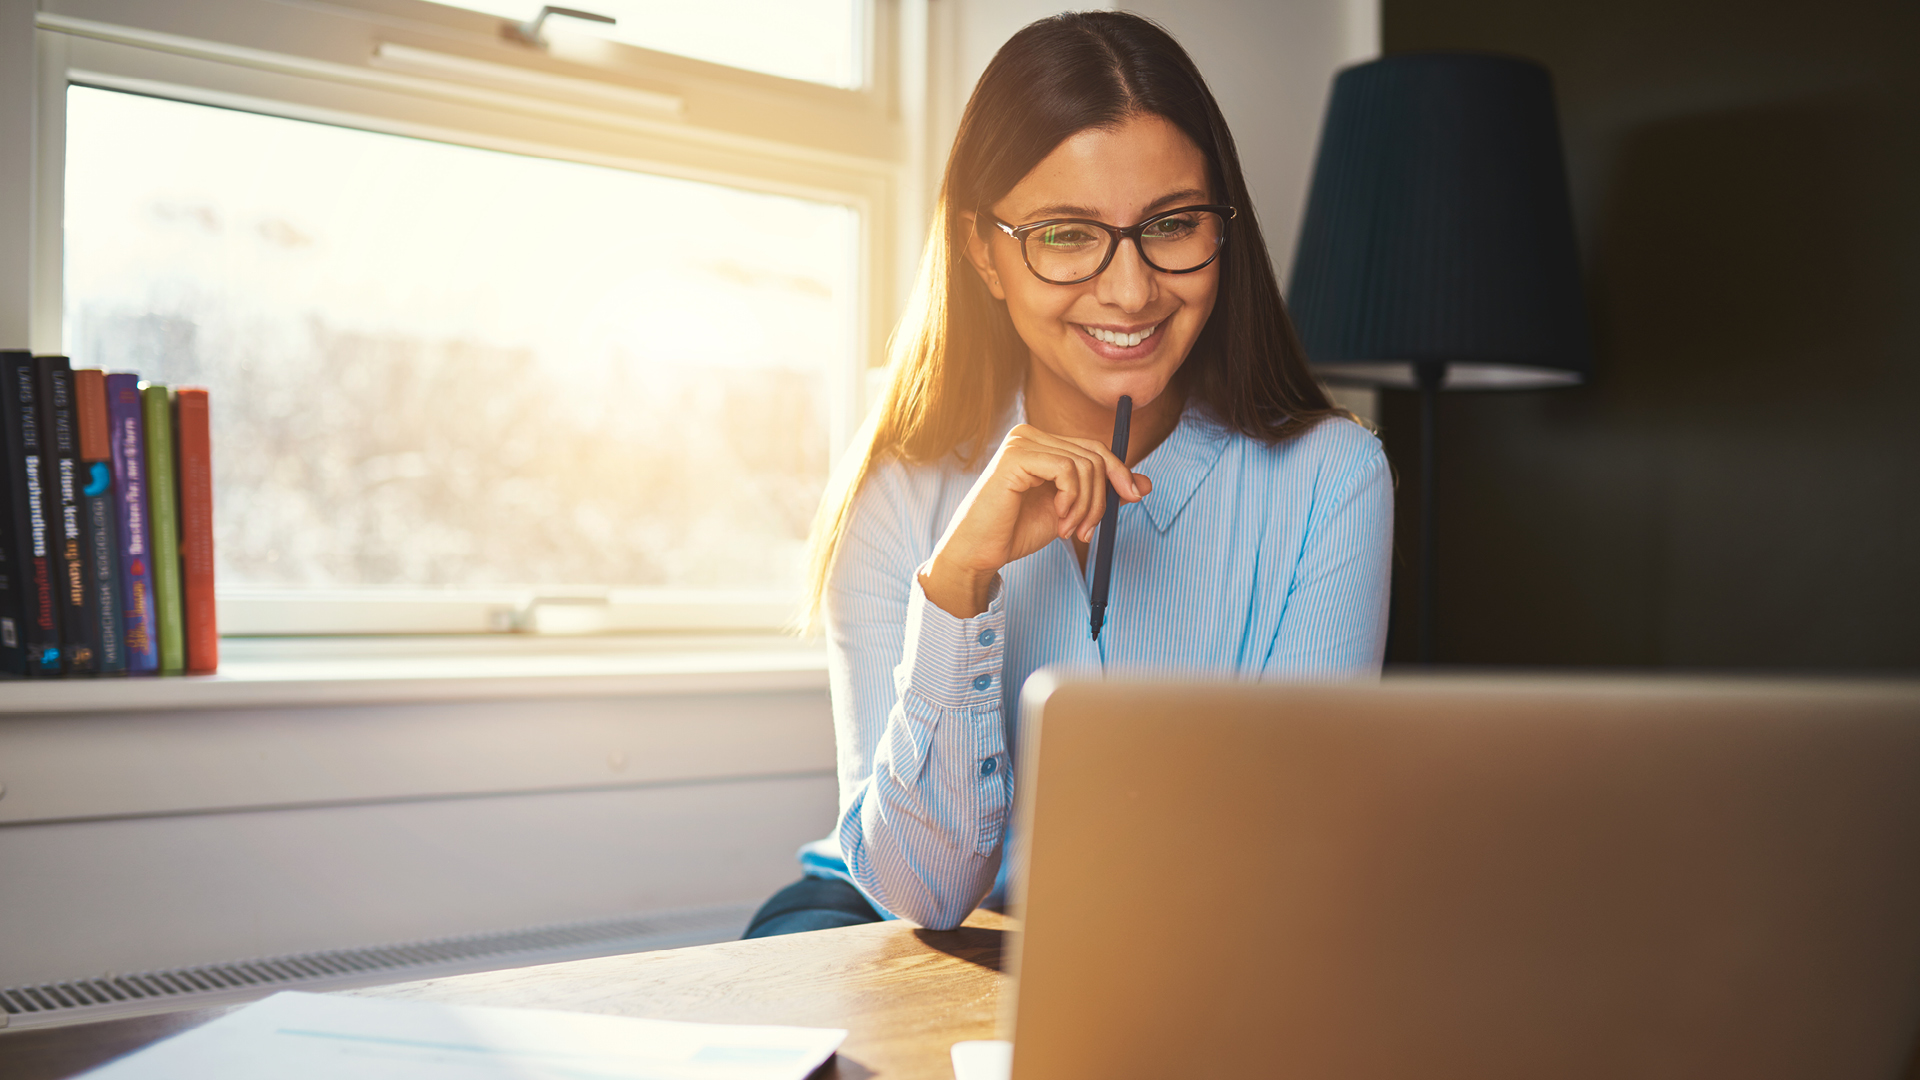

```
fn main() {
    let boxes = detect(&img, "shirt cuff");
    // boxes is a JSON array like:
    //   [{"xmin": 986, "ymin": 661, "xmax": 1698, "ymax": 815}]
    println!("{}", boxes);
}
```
[{"xmin": 897, "ymin": 569, "xmax": 1009, "ymax": 711}]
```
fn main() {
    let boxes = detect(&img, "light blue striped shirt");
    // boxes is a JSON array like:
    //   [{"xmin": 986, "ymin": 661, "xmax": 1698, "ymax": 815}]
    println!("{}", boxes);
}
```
[{"xmin": 801, "ymin": 399, "xmax": 1393, "ymax": 930}]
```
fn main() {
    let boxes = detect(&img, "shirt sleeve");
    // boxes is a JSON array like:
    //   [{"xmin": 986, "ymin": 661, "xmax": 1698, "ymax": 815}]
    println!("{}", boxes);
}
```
[
  {"xmin": 824, "ymin": 461, "xmax": 1013, "ymax": 930},
  {"xmin": 1263, "ymin": 430, "xmax": 1394, "ymax": 678}
]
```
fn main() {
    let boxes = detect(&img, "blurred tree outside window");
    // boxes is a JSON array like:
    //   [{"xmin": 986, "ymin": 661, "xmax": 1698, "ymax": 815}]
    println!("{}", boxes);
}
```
[{"xmin": 63, "ymin": 86, "xmax": 857, "ymax": 597}]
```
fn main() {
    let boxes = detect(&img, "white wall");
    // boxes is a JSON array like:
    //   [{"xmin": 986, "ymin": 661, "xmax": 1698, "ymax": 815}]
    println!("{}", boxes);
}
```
[
  {"xmin": 0, "ymin": 0, "xmax": 36, "ymax": 348},
  {"xmin": 0, "ymin": 686, "xmax": 837, "ymax": 987},
  {"xmin": 0, "ymin": 773, "xmax": 833, "ymax": 985}
]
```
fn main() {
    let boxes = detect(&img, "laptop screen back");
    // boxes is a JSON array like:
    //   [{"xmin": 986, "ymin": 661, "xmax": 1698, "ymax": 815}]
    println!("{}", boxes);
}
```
[{"xmin": 1005, "ymin": 675, "xmax": 1920, "ymax": 1080}]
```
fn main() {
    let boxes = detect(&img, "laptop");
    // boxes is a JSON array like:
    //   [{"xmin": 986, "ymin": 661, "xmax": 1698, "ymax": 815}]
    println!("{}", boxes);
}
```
[{"xmin": 989, "ymin": 673, "xmax": 1920, "ymax": 1080}]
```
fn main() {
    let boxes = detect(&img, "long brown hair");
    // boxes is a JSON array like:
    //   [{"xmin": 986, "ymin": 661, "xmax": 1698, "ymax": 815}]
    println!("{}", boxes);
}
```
[{"xmin": 803, "ymin": 11, "xmax": 1341, "ymax": 622}]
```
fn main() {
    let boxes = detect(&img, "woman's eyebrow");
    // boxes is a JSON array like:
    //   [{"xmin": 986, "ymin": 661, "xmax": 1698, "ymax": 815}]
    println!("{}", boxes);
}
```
[
  {"xmin": 1023, "ymin": 202, "xmax": 1104, "ymax": 219},
  {"xmin": 1142, "ymin": 188, "xmax": 1209, "ymax": 213},
  {"xmin": 1019, "ymin": 189, "xmax": 1211, "ymax": 222}
]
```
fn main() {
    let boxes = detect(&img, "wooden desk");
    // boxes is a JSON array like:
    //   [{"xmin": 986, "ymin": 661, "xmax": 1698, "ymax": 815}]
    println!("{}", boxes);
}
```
[{"xmin": 0, "ymin": 910, "xmax": 1011, "ymax": 1080}]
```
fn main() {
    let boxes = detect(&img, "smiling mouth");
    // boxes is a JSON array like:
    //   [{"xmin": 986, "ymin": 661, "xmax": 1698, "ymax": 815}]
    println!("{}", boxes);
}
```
[{"xmin": 1077, "ymin": 320, "xmax": 1164, "ymax": 348}]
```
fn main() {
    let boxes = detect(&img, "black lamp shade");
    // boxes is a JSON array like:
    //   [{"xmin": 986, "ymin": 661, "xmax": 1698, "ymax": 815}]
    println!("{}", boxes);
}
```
[{"xmin": 1288, "ymin": 53, "xmax": 1593, "ymax": 390}]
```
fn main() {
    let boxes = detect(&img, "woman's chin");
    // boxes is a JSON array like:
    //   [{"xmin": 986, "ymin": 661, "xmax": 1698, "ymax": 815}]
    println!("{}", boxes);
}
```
[
  {"xmin": 1027, "ymin": 343, "xmax": 1184, "ymax": 417},
  {"xmin": 1067, "ymin": 337, "xmax": 1189, "ymax": 411},
  {"xmin": 1082, "ymin": 374, "xmax": 1173, "ymax": 413}
]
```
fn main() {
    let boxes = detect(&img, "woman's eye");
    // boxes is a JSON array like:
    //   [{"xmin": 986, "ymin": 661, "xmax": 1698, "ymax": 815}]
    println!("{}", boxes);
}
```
[
  {"xmin": 1145, "ymin": 215, "xmax": 1198, "ymax": 239},
  {"xmin": 1035, "ymin": 225, "xmax": 1100, "ymax": 249}
]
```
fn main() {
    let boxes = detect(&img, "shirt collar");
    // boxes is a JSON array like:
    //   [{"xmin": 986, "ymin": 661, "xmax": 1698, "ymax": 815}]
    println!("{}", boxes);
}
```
[
  {"xmin": 1134, "ymin": 404, "xmax": 1231, "ymax": 532},
  {"xmin": 1009, "ymin": 391, "xmax": 1232, "ymax": 534}
]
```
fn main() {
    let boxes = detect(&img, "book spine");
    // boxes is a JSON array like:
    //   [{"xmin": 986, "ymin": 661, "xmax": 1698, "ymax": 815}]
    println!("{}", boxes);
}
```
[
  {"xmin": 107, "ymin": 373, "xmax": 157, "ymax": 674},
  {"xmin": 143, "ymin": 384, "xmax": 185, "ymax": 675},
  {"xmin": 75, "ymin": 369, "xmax": 126, "ymax": 675},
  {"xmin": 38, "ymin": 357, "xmax": 96, "ymax": 675},
  {"xmin": 83, "ymin": 464, "xmax": 125, "ymax": 674},
  {"xmin": 0, "ymin": 351, "xmax": 31, "ymax": 675},
  {"xmin": 0, "ymin": 440, "xmax": 21, "ymax": 675},
  {"xmin": 174, "ymin": 388, "xmax": 217, "ymax": 674},
  {"xmin": 3, "ymin": 352, "xmax": 62, "ymax": 674}
]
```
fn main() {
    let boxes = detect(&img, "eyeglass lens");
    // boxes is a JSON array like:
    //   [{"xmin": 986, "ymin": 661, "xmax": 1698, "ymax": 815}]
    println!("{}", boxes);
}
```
[{"xmin": 1025, "ymin": 210, "xmax": 1227, "ymax": 284}]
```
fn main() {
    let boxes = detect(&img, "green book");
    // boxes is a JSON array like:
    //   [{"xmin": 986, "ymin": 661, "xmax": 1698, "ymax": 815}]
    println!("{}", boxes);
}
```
[{"xmin": 142, "ymin": 384, "xmax": 185, "ymax": 675}]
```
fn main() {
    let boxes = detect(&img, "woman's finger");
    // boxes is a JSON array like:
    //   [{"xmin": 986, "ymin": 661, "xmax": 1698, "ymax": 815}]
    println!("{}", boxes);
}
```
[
  {"xmin": 994, "ymin": 427, "xmax": 1138, "ymax": 545},
  {"xmin": 1074, "ymin": 452, "xmax": 1103, "ymax": 541},
  {"xmin": 1030, "ymin": 436, "xmax": 1127, "ymax": 541},
  {"xmin": 1004, "ymin": 444, "xmax": 1081, "ymax": 523},
  {"xmin": 1006, "ymin": 432, "xmax": 1113, "ymax": 526},
  {"xmin": 1057, "ymin": 434, "xmax": 1143, "ymax": 501},
  {"xmin": 1040, "ymin": 437, "xmax": 1102, "ymax": 542},
  {"xmin": 1029, "ymin": 428, "xmax": 1138, "ymax": 502},
  {"xmin": 1006, "ymin": 435, "xmax": 1098, "ymax": 536},
  {"xmin": 1043, "ymin": 454, "xmax": 1079, "ymax": 522}
]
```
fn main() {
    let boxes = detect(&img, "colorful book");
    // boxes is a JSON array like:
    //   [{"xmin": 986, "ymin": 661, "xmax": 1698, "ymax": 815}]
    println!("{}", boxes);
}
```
[
  {"xmin": 174, "ymin": 388, "xmax": 217, "ymax": 674},
  {"xmin": 0, "ymin": 352, "xmax": 32, "ymax": 676},
  {"xmin": 107, "ymin": 373, "xmax": 157, "ymax": 674},
  {"xmin": 0, "ymin": 410, "xmax": 19, "ymax": 672},
  {"xmin": 37, "ymin": 357, "xmax": 96, "ymax": 675},
  {"xmin": 143, "ymin": 383, "xmax": 185, "ymax": 675},
  {"xmin": 75, "ymin": 369, "xmax": 126, "ymax": 675},
  {"xmin": 1, "ymin": 351, "xmax": 62, "ymax": 674}
]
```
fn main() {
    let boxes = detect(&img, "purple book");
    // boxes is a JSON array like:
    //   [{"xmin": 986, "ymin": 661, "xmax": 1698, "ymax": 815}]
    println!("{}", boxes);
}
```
[{"xmin": 105, "ymin": 373, "xmax": 157, "ymax": 674}]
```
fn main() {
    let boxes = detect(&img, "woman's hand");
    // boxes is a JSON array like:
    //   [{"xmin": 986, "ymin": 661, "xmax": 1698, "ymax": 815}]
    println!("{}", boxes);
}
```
[{"xmin": 919, "ymin": 423, "xmax": 1152, "ymax": 618}]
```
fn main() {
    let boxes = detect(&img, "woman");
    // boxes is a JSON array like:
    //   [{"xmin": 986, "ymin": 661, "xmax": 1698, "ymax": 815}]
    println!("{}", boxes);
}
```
[{"xmin": 745, "ymin": 11, "xmax": 1391, "ymax": 937}]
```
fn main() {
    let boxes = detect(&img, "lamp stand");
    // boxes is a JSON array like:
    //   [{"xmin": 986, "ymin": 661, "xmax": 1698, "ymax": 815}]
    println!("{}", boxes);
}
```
[{"xmin": 1415, "ymin": 361, "xmax": 1446, "ymax": 663}]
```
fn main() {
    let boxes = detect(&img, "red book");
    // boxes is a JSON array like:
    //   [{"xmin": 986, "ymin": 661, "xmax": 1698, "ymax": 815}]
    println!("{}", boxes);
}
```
[{"xmin": 174, "ymin": 388, "xmax": 217, "ymax": 674}]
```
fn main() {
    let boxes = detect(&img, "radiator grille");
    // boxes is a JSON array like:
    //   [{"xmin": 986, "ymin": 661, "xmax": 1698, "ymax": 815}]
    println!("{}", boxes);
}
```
[{"xmin": 0, "ymin": 903, "xmax": 752, "ymax": 1030}]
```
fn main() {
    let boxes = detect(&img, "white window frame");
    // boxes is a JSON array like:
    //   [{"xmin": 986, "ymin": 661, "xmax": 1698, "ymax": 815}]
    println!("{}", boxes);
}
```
[{"xmin": 26, "ymin": 0, "xmax": 932, "ymax": 636}]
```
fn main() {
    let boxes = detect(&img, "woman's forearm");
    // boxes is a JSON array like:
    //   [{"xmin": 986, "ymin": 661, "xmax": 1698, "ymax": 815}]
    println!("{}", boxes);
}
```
[
  {"xmin": 839, "ymin": 739, "xmax": 1007, "ymax": 930},
  {"xmin": 833, "ymin": 579, "xmax": 1013, "ymax": 929}
]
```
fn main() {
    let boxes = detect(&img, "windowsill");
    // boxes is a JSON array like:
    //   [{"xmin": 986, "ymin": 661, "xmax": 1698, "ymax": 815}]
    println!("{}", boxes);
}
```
[{"xmin": 0, "ymin": 633, "xmax": 829, "ymax": 714}]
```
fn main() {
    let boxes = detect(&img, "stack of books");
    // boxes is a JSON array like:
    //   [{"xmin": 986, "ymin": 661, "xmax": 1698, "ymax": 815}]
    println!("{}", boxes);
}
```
[{"xmin": 0, "ymin": 351, "xmax": 217, "ymax": 677}]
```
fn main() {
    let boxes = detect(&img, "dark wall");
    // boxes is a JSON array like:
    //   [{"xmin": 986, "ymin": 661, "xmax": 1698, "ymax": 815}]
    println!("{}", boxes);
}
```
[{"xmin": 1377, "ymin": 0, "xmax": 1920, "ymax": 670}]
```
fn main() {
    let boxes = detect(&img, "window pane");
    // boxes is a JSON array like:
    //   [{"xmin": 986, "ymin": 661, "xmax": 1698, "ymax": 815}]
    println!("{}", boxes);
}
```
[
  {"xmin": 64, "ymin": 86, "xmax": 856, "ymax": 594},
  {"xmin": 450, "ymin": 0, "xmax": 863, "ymax": 89}
]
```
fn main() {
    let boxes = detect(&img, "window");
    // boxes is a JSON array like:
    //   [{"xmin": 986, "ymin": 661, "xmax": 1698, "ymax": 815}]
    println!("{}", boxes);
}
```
[
  {"xmin": 31, "ymin": 0, "xmax": 915, "ymax": 633},
  {"xmin": 445, "ymin": 1, "xmax": 866, "ymax": 89},
  {"xmin": 66, "ymin": 85, "xmax": 856, "ymax": 595}
]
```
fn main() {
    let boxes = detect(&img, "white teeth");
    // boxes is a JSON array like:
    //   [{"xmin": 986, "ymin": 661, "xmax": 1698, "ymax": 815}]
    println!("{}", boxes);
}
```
[{"xmin": 1083, "ymin": 322, "xmax": 1159, "ymax": 348}]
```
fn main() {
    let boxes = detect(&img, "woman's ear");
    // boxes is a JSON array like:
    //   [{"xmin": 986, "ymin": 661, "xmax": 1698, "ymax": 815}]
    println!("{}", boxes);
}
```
[{"xmin": 960, "ymin": 211, "xmax": 1008, "ymax": 301}]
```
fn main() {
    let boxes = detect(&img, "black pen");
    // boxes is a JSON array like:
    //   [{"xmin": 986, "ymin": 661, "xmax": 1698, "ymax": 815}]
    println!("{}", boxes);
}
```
[{"xmin": 1088, "ymin": 395, "xmax": 1132, "ymax": 642}]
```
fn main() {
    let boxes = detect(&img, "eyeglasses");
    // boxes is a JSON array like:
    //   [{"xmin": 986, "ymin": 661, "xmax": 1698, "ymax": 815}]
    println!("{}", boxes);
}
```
[{"xmin": 991, "ymin": 204, "xmax": 1235, "ymax": 285}]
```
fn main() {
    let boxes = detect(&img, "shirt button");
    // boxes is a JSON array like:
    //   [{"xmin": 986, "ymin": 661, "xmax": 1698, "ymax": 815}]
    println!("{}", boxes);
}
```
[
  {"xmin": 971, "ymin": 673, "xmax": 993, "ymax": 691},
  {"xmin": 981, "ymin": 758, "xmax": 998, "ymax": 776},
  {"xmin": 977, "ymin": 629, "xmax": 996, "ymax": 647}
]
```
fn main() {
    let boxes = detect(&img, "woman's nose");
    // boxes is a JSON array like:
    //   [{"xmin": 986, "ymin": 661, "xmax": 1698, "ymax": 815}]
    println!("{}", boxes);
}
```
[{"xmin": 1094, "ymin": 236, "xmax": 1156, "ymax": 312}]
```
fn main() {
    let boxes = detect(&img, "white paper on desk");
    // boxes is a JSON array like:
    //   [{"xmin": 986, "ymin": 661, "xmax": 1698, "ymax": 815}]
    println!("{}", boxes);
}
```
[
  {"xmin": 81, "ymin": 991, "xmax": 847, "ymax": 1080},
  {"xmin": 950, "ymin": 1039, "xmax": 1013, "ymax": 1080}
]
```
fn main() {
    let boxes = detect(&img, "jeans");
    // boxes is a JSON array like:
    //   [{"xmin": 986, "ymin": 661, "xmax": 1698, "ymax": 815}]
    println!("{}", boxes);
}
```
[{"xmin": 742, "ymin": 876, "xmax": 883, "ymax": 939}]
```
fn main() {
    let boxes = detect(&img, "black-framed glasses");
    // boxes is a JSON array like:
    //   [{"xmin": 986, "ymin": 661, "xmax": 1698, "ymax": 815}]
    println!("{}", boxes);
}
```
[{"xmin": 991, "ymin": 204, "xmax": 1236, "ymax": 285}]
